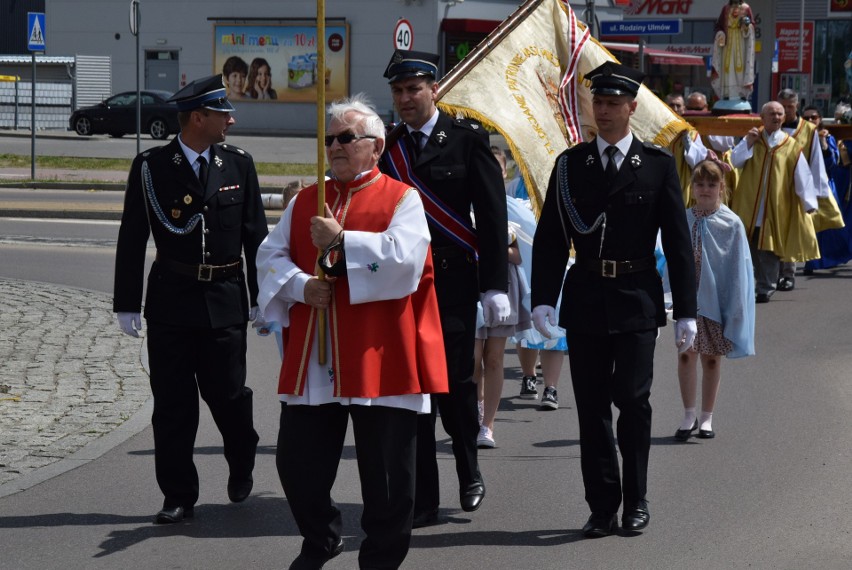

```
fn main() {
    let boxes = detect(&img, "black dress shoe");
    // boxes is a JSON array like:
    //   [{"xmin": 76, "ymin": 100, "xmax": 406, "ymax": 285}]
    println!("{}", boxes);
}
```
[
  {"xmin": 582, "ymin": 512, "xmax": 617, "ymax": 538},
  {"xmin": 288, "ymin": 538, "xmax": 344, "ymax": 570},
  {"xmin": 227, "ymin": 474, "xmax": 253, "ymax": 502},
  {"xmin": 154, "ymin": 505, "xmax": 194, "ymax": 524},
  {"xmin": 777, "ymin": 277, "xmax": 795, "ymax": 291},
  {"xmin": 697, "ymin": 428, "xmax": 716, "ymax": 439},
  {"xmin": 412, "ymin": 507, "xmax": 439, "ymax": 529},
  {"xmin": 460, "ymin": 482, "xmax": 486, "ymax": 512},
  {"xmin": 755, "ymin": 293, "xmax": 771, "ymax": 304},
  {"xmin": 622, "ymin": 500, "xmax": 650, "ymax": 531},
  {"xmin": 674, "ymin": 419, "xmax": 698, "ymax": 441}
]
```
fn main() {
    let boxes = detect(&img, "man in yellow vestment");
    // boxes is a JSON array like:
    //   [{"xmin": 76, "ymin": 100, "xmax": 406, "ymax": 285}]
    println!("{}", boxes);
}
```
[{"xmin": 729, "ymin": 102, "xmax": 819, "ymax": 303}]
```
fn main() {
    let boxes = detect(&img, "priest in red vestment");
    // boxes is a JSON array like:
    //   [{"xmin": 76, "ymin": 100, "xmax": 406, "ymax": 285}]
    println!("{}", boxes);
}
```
[{"xmin": 256, "ymin": 93, "xmax": 448, "ymax": 570}]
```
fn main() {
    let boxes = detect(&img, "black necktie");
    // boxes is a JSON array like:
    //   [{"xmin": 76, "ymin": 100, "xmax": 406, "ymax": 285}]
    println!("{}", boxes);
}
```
[
  {"xmin": 197, "ymin": 156, "xmax": 208, "ymax": 188},
  {"xmin": 410, "ymin": 131, "xmax": 425, "ymax": 157},
  {"xmin": 604, "ymin": 145, "xmax": 619, "ymax": 182}
]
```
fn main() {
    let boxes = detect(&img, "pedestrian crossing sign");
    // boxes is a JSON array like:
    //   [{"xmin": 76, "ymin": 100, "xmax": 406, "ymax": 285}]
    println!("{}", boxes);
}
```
[{"xmin": 27, "ymin": 12, "xmax": 46, "ymax": 52}]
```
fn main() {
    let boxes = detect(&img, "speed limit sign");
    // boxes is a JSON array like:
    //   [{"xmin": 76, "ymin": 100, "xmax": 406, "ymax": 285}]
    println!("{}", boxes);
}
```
[{"xmin": 394, "ymin": 19, "xmax": 413, "ymax": 50}]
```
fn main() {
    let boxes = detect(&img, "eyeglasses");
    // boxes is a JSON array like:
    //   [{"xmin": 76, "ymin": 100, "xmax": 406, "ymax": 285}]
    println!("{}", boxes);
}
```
[
  {"xmin": 324, "ymin": 133, "xmax": 377, "ymax": 147},
  {"xmin": 803, "ymin": 114, "xmax": 820, "ymax": 121}
]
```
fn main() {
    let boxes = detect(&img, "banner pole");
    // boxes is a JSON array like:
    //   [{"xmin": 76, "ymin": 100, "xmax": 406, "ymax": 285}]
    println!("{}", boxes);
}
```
[{"xmin": 316, "ymin": 0, "xmax": 328, "ymax": 365}]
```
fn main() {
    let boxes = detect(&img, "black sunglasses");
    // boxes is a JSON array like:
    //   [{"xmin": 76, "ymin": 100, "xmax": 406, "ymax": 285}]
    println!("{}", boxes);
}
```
[{"xmin": 324, "ymin": 133, "xmax": 377, "ymax": 147}]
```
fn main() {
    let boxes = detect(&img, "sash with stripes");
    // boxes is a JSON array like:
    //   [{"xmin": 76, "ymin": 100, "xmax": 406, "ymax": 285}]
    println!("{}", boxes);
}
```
[{"xmin": 384, "ymin": 135, "xmax": 479, "ymax": 259}]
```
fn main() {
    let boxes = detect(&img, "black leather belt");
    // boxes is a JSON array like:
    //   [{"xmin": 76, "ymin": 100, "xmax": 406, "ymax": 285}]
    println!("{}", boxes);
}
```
[
  {"xmin": 576, "ymin": 256, "xmax": 656, "ymax": 278},
  {"xmin": 155, "ymin": 254, "xmax": 242, "ymax": 282},
  {"xmin": 431, "ymin": 245, "xmax": 474, "ymax": 269}
]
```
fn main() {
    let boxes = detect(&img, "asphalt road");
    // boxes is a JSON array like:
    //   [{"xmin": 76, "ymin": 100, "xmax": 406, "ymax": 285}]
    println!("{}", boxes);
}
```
[{"xmin": 2, "ymin": 216, "xmax": 852, "ymax": 569}]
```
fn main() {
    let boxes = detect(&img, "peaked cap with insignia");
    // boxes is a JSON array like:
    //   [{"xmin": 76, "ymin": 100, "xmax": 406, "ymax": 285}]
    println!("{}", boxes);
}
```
[
  {"xmin": 383, "ymin": 49, "xmax": 440, "ymax": 83},
  {"xmin": 168, "ymin": 74, "xmax": 235, "ymax": 112},
  {"xmin": 586, "ymin": 62, "xmax": 645, "ymax": 98}
]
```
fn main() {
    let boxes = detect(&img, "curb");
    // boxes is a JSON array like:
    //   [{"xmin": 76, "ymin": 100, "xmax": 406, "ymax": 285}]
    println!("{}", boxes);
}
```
[{"xmin": 0, "ymin": 208, "xmax": 283, "ymax": 223}]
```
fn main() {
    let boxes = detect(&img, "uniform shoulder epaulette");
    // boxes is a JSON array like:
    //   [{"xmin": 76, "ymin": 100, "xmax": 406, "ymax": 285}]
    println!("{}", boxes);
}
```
[
  {"xmin": 139, "ymin": 145, "xmax": 166, "ymax": 159},
  {"xmin": 642, "ymin": 141, "xmax": 673, "ymax": 157},
  {"xmin": 452, "ymin": 116, "xmax": 485, "ymax": 133},
  {"xmin": 219, "ymin": 143, "xmax": 253, "ymax": 159},
  {"xmin": 566, "ymin": 140, "xmax": 592, "ymax": 153}
]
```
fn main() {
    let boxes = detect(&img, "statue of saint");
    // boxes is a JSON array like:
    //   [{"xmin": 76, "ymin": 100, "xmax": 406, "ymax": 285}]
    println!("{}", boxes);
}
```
[{"xmin": 711, "ymin": 0, "xmax": 756, "ymax": 101}]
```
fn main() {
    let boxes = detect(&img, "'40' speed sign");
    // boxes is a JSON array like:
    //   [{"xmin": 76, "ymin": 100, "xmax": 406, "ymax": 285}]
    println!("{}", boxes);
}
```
[{"xmin": 394, "ymin": 19, "xmax": 413, "ymax": 50}]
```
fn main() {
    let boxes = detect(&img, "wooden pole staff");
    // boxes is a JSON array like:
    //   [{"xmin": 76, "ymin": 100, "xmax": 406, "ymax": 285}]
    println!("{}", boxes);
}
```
[{"xmin": 316, "ymin": 0, "xmax": 327, "ymax": 364}]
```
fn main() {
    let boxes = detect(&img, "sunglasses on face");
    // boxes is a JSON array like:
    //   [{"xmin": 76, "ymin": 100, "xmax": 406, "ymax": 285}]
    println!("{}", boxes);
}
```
[
  {"xmin": 803, "ymin": 114, "xmax": 819, "ymax": 120},
  {"xmin": 324, "ymin": 132, "xmax": 377, "ymax": 147}
]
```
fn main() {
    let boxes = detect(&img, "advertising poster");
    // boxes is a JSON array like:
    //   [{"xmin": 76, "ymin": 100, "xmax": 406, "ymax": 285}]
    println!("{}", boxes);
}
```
[
  {"xmin": 775, "ymin": 21, "xmax": 813, "ymax": 74},
  {"xmin": 213, "ymin": 23, "xmax": 349, "ymax": 103}
]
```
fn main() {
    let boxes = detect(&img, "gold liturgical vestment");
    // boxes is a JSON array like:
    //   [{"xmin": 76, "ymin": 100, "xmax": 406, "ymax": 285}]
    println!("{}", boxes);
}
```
[
  {"xmin": 730, "ymin": 133, "xmax": 819, "ymax": 262},
  {"xmin": 787, "ymin": 118, "xmax": 845, "ymax": 232}
]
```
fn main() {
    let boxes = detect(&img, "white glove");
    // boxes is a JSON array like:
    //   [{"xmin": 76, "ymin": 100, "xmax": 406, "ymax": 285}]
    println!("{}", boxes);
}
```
[
  {"xmin": 250, "ymin": 307, "xmax": 274, "ymax": 336},
  {"xmin": 532, "ymin": 305, "xmax": 557, "ymax": 338},
  {"xmin": 480, "ymin": 289, "xmax": 511, "ymax": 324},
  {"xmin": 117, "ymin": 312, "xmax": 142, "ymax": 338},
  {"xmin": 674, "ymin": 318, "xmax": 697, "ymax": 353}
]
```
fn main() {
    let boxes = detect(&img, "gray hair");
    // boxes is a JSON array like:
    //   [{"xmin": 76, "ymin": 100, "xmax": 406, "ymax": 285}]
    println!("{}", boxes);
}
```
[
  {"xmin": 776, "ymin": 88, "xmax": 799, "ymax": 102},
  {"xmin": 327, "ymin": 93, "xmax": 385, "ymax": 140}
]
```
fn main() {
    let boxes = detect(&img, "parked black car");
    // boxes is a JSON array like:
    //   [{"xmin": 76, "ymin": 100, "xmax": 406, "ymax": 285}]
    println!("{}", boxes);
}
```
[{"xmin": 69, "ymin": 90, "xmax": 179, "ymax": 140}]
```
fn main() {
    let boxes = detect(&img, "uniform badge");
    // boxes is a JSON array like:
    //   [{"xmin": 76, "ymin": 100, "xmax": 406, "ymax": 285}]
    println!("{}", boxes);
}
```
[
  {"xmin": 172, "ymin": 153, "xmax": 182, "ymax": 165},
  {"xmin": 183, "ymin": 194, "xmax": 192, "ymax": 205},
  {"xmin": 586, "ymin": 155, "xmax": 595, "ymax": 166},
  {"xmin": 630, "ymin": 154, "xmax": 642, "ymax": 168},
  {"xmin": 214, "ymin": 155, "xmax": 223, "ymax": 167},
  {"xmin": 435, "ymin": 130, "xmax": 447, "ymax": 144},
  {"xmin": 171, "ymin": 208, "xmax": 181, "ymax": 219}
]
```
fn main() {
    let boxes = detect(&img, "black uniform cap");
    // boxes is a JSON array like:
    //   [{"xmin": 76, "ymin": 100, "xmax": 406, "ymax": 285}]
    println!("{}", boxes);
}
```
[
  {"xmin": 586, "ymin": 62, "xmax": 645, "ymax": 98},
  {"xmin": 383, "ymin": 50, "xmax": 440, "ymax": 83},
  {"xmin": 168, "ymin": 74, "xmax": 235, "ymax": 112}
]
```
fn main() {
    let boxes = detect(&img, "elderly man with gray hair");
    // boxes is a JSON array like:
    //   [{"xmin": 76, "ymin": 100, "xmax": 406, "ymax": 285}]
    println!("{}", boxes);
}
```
[{"xmin": 256, "ymin": 93, "xmax": 448, "ymax": 569}]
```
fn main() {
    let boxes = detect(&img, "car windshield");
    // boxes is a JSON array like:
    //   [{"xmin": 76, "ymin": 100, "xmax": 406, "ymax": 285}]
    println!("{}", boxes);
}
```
[{"xmin": 107, "ymin": 94, "xmax": 136, "ymax": 107}]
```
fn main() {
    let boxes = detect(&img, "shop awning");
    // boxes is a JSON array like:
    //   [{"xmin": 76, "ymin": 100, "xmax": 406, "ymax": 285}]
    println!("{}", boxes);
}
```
[{"xmin": 601, "ymin": 42, "xmax": 705, "ymax": 66}]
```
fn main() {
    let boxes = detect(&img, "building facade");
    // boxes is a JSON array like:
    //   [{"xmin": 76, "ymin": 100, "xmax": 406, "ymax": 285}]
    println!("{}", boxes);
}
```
[{"xmin": 13, "ymin": 0, "xmax": 851, "ymax": 133}]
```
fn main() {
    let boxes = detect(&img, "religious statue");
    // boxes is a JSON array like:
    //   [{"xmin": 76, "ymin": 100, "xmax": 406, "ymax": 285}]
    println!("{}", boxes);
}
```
[{"xmin": 710, "ymin": 0, "xmax": 756, "ymax": 102}]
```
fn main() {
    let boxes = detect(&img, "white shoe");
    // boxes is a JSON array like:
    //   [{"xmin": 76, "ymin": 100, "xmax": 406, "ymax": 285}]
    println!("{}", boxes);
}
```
[{"xmin": 477, "ymin": 426, "xmax": 495, "ymax": 448}]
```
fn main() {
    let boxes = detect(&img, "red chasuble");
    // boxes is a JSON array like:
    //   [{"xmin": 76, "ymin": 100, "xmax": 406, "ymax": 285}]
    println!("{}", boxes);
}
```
[{"xmin": 278, "ymin": 168, "xmax": 448, "ymax": 398}]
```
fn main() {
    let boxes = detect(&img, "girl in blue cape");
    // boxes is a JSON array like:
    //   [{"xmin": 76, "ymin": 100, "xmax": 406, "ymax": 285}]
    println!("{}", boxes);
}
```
[{"xmin": 675, "ymin": 158, "xmax": 756, "ymax": 442}]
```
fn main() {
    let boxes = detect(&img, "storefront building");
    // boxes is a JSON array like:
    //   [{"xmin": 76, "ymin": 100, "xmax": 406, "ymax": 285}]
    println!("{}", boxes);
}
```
[{"xmin": 21, "ymin": 1, "xmax": 852, "ymax": 133}]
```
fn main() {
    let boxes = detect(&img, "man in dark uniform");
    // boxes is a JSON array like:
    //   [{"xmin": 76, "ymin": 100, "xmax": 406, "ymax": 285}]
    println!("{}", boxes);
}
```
[
  {"xmin": 379, "ymin": 50, "xmax": 510, "ymax": 527},
  {"xmin": 114, "ymin": 74, "xmax": 268, "ymax": 524},
  {"xmin": 531, "ymin": 62, "xmax": 697, "ymax": 538}
]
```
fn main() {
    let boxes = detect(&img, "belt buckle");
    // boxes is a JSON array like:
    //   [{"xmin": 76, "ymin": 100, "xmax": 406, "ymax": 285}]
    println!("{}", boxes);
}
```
[
  {"xmin": 197, "ymin": 264, "xmax": 214, "ymax": 282},
  {"xmin": 601, "ymin": 259, "xmax": 617, "ymax": 278}
]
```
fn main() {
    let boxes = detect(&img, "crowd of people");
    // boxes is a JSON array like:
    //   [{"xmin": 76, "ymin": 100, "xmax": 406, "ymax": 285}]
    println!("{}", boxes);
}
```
[{"xmin": 112, "ymin": 47, "xmax": 852, "ymax": 568}]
